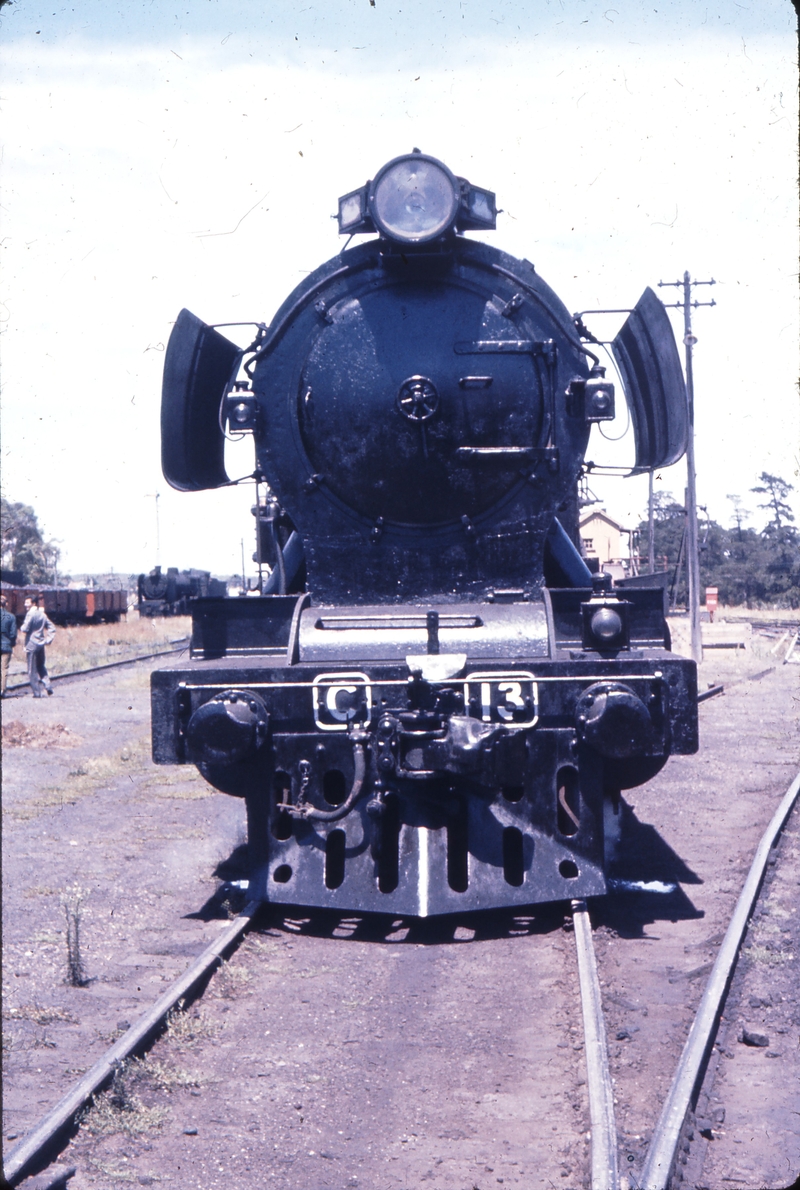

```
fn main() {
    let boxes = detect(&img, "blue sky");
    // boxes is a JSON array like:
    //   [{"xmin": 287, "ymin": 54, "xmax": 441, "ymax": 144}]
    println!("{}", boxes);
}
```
[{"xmin": 1, "ymin": 0, "xmax": 796, "ymax": 575}]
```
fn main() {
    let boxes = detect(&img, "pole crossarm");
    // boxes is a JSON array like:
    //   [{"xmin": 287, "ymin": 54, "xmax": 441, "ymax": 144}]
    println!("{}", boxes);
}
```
[
  {"xmin": 660, "ymin": 299, "xmax": 717, "ymax": 310},
  {"xmin": 658, "ymin": 277, "xmax": 716, "ymax": 287}
]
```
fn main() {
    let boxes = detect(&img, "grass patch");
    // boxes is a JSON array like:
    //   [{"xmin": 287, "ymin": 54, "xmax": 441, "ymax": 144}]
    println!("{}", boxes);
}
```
[
  {"xmin": 153, "ymin": 787, "xmax": 211, "ymax": 800},
  {"xmin": 744, "ymin": 945, "xmax": 795, "ymax": 965},
  {"xmin": 4, "ymin": 736, "xmax": 153, "ymax": 822},
  {"xmin": 3, "ymin": 1003, "xmax": 77, "ymax": 1026},
  {"xmin": 44, "ymin": 616, "xmax": 191, "ymax": 677},
  {"xmin": 214, "ymin": 959, "xmax": 253, "ymax": 999},
  {"xmin": 133, "ymin": 1056, "xmax": 204, "ymax": 1091},
  {"xmin": 81, "ymin": 1063, "xmax": 170, "ymax": 1138},
  {"xmin": 87, "ymin": 1162, "xmax": 139, "ymax": 1184},
  {"xmin": 164, "ymin": 1002, "xmax": 219, "ymax": 1048},
  {"xmin": 148, "ymin": 769, "xmax": 210, "ymax": 800},
  {"xmin": 82, "ymin": 1095, "xmax": 169, "ymax": 1138}
]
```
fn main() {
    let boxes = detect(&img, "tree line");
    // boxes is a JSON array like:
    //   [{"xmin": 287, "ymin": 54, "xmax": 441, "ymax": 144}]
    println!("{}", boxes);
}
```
[
  {"xmin": 3, "ymin": 475, "xmax": 798, "ymax": 607},
  {"xmin": 637, "ymin": 472, "xmax": 799, "ymax": 608},
  {"xmin": 1, "ymin": 498, "xmax": 62, "ymax": 586}
]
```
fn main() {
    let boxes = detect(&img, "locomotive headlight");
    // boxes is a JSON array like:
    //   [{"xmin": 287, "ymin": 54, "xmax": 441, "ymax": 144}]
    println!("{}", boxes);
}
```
[
  {"xmin": 337, "ymin": 152, "xmax": 496, "ymax": 241},
  {"xmin": 369, "ymin": 153, "xmax": 460, "ymax": 244}
]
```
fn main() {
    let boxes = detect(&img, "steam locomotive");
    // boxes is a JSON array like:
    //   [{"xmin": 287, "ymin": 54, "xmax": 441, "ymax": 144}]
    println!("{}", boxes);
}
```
[
  {"xmin": 137, "ymin": 566, "xmax": 227, "ymax": 617},
  {"xmin": 151, "ymin": 151, "xmax": 697, "ymax": 916}
]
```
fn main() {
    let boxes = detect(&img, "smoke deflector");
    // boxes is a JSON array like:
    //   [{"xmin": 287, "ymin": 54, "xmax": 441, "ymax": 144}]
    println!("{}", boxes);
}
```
[
  {"xmin": 611, "ymin": 287, "xmax": 688, "ymax": 473},
  {"xmin": 161, "ymin": 308, "xmax": 241, "ymax": 491}
]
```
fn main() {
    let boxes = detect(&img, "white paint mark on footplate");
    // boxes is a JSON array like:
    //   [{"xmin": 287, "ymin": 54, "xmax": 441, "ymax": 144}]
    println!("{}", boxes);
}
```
[{"xmin": 417, "ymin": 826, "xmax": 430, "ymax": 918}]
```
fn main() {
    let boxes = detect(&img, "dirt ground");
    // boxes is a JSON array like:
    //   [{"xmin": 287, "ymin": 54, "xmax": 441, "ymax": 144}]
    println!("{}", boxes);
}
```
[
  {"xmin": 2, "ymin": 635, "xmax": 799, "ymax": 1189},
  {"xmin": 590, "ymin": 646, "xmax": 800, "ymax": 1189},
  {"xmin": 691, "ymin": 803, "xmax": 800, "ymax": 1190}
]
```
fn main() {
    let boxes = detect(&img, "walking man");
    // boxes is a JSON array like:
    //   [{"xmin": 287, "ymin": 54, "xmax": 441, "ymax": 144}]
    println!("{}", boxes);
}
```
[
  {"xmin": 21, "ymin": 595, "xmax": 56, "ymax": 697},
  {"xmin": 1, "ymin": 594, "xmax": 18, "ymax": 697}
]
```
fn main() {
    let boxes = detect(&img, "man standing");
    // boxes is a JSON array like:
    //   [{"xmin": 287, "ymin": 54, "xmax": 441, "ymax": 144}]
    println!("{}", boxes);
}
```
[
  {"xmin": 1, "ymin": 594, "xmax": 18, "ymax": 697},
  {"xmin": 21, "ymin": 595, "xmax": 56, "ymax": 698}
]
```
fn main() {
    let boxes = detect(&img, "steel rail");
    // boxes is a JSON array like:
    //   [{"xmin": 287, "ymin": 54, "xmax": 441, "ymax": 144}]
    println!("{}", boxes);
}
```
[
  {"xmin": 2, "ymin": 900, "xmax": 261, "ymax": 1187},
  {"xmin": 572, "ymin": 899, "xmax": 620, "ymax": 1190},
  {"xmin": 5, "ymin": 642, "xmax": 189, "ymax": 693},
  {"xmin": 640, "ymin": 768, "xmax": 800, "ymax": 1190}
]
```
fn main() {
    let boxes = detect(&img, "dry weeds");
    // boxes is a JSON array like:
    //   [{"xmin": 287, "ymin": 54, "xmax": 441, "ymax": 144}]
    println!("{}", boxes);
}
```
[
  {"xmin": 2, "ymin": 720, "xmax": 81, "ymax": 749},
  {"xmin": 86, "ymin": 1160, "xmax": 139, "ymax": 1183},
  {"xmin": 744, "ymin": 944, "xmax": 794, "ymax": 965},
  {"xmin": 164, "ymin": 1002, "xmax": 219, "ymax": 1048},
  {"xmin": 61, "ymin": 885, "xmax": 90, "ymax": 986},
  {"xmin": 2, "ymin": 1003, "xmax": 77, "ymax": 1026},
  {"xmin": 81, "ymin": 1062, "xmax": 170, "ymax": 1138},
  {"xmin": 213, "ymin": 959, "xmax": 253, "ymax": 999},
  {"xmin": 44, "ymin": 615, "xmax": 191, "ymax": 677},
  {"xmin": 4, "ymin": 735, "xmax": 153, "ymax": 822},
  {"xmin": 132, "ymin": 1055, "xmax": 204, "ymax": 1091}
]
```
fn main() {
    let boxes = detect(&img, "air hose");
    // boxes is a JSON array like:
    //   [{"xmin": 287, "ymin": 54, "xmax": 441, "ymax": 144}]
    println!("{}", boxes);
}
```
[{"xmin": 277, "ymin": 738, "xmax": 368, "ymax": 823}]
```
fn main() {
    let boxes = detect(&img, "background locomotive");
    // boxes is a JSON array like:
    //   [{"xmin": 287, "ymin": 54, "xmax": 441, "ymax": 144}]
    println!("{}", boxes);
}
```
[
  {"xmin": 137, "ymin": 566, "xmax": 227, "ymax": 617},
  {"xmin": 151, "ymin": 150, "xmax": 698, "ymax": 916}
]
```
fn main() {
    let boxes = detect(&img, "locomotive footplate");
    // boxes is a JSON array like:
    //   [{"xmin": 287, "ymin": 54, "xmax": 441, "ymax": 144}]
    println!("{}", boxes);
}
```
[{"xmin": 151, "ymin": 651, "xmax": 697, "ymax": 915}]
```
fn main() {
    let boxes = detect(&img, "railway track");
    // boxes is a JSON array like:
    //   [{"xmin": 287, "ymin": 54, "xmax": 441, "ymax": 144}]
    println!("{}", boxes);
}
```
[
  {"xmin": 4, "ymin": 641, "xmax": 189, "ymax": 694},
  {"xmin": 5, "ymin": 769, "xmax": 798, "ymax": 1189}
]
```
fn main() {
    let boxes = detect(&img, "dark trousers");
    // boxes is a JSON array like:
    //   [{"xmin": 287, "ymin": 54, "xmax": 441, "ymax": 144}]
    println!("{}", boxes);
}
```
[{"xmin": 27, "ymin": 647, "xmax": 52, "ymax": 696}]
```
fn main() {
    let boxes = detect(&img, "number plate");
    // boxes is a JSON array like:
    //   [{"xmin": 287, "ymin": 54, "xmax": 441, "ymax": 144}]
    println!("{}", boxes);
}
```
[
  {"xmin": 312, "ymin": 672, "xmax": 373, "ymax": 731},
  {"xmin": 464, "ymin": 671, "xmax": 538, "ymax": 727},
  {"xmin": 310, "ymin": 671, "xmax": 538, "ymax": 731}
]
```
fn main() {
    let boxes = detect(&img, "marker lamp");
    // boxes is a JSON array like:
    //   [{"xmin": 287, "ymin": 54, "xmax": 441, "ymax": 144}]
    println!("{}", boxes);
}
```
[
  {"xmin": 459, "ymin": 184, "xmax": 497, "ymax": 231},
  {"xmin": 581, "ymin": 598, "xmax": 631, "ymax": 651},
  {"xmin": 225, "ymin": 382, "xmax": 258, "ymax": 431},
  {"xmin": 338, "ymin": 187, "xmax": 374, "ymax": 235}
]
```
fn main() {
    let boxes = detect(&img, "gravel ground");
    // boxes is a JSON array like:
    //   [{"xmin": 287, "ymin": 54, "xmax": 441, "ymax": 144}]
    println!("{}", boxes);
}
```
[{"xmin": 2, "ymin": 644, "xmax": 798, "ymax": 1190}]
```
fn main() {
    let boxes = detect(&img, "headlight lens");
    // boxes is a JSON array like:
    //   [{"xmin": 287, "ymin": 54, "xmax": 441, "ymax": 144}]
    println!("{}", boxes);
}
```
[
  {"xmin": 370, "ymin": 155, "xmax": 459, "ymax": 243},
  {"xmin": 590, "ymin": 607, "xmax": 624, "ymax": 642}
]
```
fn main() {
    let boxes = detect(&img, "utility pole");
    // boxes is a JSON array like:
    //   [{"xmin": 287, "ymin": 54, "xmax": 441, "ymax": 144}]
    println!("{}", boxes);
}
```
[
  {"xmin": 648, "ymin": 470, "xmax": 655, "ymax": 574},
  {"xmin": 145, "ymin": 493, "xmax": 161, "ymax": 566},
  {"xmin": 658, "ymin": 272, "xmax": 715, "ymax": 665}
]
